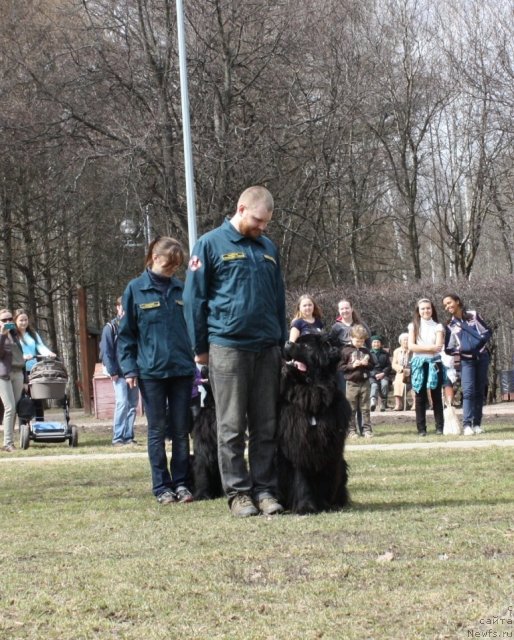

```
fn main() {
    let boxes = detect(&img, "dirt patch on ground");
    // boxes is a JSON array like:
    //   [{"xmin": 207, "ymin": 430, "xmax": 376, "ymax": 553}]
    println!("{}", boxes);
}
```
[{"xmin": 45, "ymin": 402, "xmax": 514, "ymax": 433}]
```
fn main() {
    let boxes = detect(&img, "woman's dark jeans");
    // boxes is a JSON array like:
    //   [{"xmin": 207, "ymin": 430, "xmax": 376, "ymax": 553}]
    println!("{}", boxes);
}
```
[
  {"xmin": 139, "ymin": 376, "xmax": 193, "ymax": 496},
  {"xmin": 414, "ymin": 362, "xmax": 444, "ymax": 434},
  {"xmin": 460, "ymin": 352, "xmax": 489, "ymax": 427}
]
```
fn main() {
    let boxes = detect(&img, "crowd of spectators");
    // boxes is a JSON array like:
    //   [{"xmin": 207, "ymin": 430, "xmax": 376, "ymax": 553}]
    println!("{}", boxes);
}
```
[{"xmin": 288, "ymin": 293, "xmax": 492, "ymax": 437}]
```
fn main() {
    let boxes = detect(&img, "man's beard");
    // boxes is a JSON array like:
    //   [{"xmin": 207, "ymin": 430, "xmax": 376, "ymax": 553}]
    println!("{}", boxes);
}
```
[{"xmin": 239, "ymin": 218, "xmax": 262, "ymax": 239}]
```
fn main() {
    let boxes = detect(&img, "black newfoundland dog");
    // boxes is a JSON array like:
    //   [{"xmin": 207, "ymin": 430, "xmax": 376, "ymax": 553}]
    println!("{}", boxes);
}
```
[{"xmin": 277, "ymin": 333, "xmax": 351, "ymax": 514}]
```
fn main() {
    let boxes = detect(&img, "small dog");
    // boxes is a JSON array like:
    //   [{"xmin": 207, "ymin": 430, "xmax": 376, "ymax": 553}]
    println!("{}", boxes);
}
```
[
  {"xmin": 443, "ymin": 403, "xmax": 461, "ymax": 435},
  {"xmin": 190, "ymin": 367, "xmax": 223, "ymax": 500},
  {"xmin": 277, "ymin": 334, "xmax": 351, "ymax": 514}
]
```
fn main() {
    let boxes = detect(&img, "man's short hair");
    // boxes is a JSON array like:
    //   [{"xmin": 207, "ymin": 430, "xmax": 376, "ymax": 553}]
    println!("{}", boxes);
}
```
[{"xmin": 238, "ymin": 186, "xmax": 274, "ymax": 212}]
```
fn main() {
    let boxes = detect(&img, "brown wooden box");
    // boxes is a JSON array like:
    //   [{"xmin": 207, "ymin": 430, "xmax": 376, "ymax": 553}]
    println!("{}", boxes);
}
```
[{"xmin": 93, "ymin": 363, "xmax": 143, "ymax": 420}]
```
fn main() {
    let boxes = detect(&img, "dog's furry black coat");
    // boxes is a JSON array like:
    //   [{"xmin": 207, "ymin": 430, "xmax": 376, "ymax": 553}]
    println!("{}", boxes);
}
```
[
  {"xmin": 190, "ymin": 375, "xmax": 223, "ymax": 501},
  {"xmin": 277, "ymin": 334, "xmax": 350, "ymax": 514}
]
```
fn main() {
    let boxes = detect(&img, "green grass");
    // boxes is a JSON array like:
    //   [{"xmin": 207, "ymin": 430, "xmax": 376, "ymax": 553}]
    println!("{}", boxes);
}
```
[
  {"xmin": 1, "ymin": 440, "xmax": 513, "ymax": 639},
  {"xmin": 8, "ymin": 415, "xmax": 514, "ymax": 458},
  {"xmin": 10, "ymin": 411, "xmax": 514, "ymax": 458}
]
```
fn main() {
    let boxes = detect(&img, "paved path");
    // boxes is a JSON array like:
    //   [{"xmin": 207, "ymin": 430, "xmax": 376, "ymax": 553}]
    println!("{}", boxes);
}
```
[
  {"xmin": 347, "ymin": 438, "xmax": 514, "ymax": 452},
  {"xmin": 1, "ymin": 438, "xmax": 513, "ymax": 464},
  {"xmin": 1, "ymin": 403, "xmax": 512, "ymax": 464}
]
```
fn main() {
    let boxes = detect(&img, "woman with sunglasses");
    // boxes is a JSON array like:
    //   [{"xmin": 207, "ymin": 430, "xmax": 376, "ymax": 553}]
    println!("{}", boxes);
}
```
[{"xmin": 0, "ymin": 309, "xmax": 27, "ymax": 452}]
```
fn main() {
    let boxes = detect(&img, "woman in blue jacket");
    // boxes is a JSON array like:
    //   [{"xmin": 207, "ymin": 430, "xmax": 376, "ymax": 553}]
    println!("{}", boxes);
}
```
[
  {"xmin": 118, "ymin": 237, "xmax": 196, "ymax": 504},
  {"xmin": 442, "ymin": 293, "xmax": 492, "ymax": 436}
]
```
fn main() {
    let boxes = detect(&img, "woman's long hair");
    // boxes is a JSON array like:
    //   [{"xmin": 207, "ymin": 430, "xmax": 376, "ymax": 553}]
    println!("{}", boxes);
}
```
[
  {"xmin": 442, "ymin": 293, "xmax": 468, "ymax": 323},
  {"xmin": 14, "ymin": 309, "xmax": 38, "ymax": 342},
  {"xmin": 412, "ymin": 298, "xmax": 438, "ymax": 342},
  {"xmin": 292, "ymin": 295, "xmax": 322, "ymax": 321},
  {"xmin": 338, "ymin": 299, "xmax": 362, "ymax": 325}
]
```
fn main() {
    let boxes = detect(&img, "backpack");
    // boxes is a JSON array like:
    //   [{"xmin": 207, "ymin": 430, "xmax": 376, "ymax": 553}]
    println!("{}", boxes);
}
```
[
  {"xmin": 455, "ymin": 318, "xmax": 492, "ymax": 356},
  {"xmin": 99, "ymin": 321, "xmax": 117, "ymax": 361},
  {"xmin": 17, "ymin": 392, "xmax": 36, "ymax": 420}
]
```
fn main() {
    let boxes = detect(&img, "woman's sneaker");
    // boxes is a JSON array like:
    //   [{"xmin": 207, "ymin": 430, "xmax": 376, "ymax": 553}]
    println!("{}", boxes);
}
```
[
  {"xmin": 463, "ymin": 426, "xmax": 474, "ymax": 436},
  {"xmin": 473, "ymin": 426, "xmax": 483, "ymax": 434},
  {"xmin": 175, "ymin": 486, "xmax": 194, "ymax": 503},
  {"xmin": 156, "ymin": 490, "xmax": 177, "ymax": 505}
]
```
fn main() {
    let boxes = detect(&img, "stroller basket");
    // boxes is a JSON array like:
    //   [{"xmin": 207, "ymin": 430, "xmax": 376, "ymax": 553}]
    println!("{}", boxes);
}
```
[
  {"xmin": 29, "ymin": 359, "xmax": 68, "ymax": 400},
  {"xmin": 29, "ymin": 380, "xmax": 67, "ymax": 400}
]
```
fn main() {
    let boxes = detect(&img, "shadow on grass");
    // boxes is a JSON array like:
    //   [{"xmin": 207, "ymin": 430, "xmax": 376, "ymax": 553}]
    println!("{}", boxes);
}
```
[{"xmin": 349, "ymin": 496, "xmax": 514, "ymax": 511}]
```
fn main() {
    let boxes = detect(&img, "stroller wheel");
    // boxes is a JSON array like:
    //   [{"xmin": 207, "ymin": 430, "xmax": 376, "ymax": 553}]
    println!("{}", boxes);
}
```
[
  {"xmin": 69, "ymin": 425, "xmax": 78, "ymax": 448},
  {"xmin": 20, "ymin": 424, "xmax": 30, "ymax": 450}
]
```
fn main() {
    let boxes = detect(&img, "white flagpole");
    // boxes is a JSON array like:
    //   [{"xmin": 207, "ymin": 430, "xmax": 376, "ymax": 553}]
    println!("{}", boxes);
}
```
[{"xmin": 176, "ymin": 0, "xmax": 197, "ymax": 253}]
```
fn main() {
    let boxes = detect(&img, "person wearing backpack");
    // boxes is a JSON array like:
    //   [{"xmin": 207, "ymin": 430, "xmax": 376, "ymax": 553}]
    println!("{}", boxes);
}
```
[
  {"xmin": 442, "ymin": 294, "xmax": 492, "ymax": 436},
  {"xmin": 101, "ymin": 297, "xmax": 139, "ymax": 446}
]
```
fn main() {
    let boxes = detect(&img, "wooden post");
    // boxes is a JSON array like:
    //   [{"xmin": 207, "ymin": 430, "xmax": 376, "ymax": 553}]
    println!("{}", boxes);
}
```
[{"xmin": 77, "ymin": 285, "xmax": 92, "ymax": 414}]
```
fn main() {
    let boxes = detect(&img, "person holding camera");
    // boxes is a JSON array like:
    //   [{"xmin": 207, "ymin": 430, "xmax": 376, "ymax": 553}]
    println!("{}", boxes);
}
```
[
  {"xmin": 339, "ymin": 324, "xmax": 374, "ymax": 438},
  {"xmin": 407, "ymin": 298, "xmax": 445, "ymax": 436},
  {"xmin": 0, "ymin": 309, "xmax": 27, "ymax": 452}
]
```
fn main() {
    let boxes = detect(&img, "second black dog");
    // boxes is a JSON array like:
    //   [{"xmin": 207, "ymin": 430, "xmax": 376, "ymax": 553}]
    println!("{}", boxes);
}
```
[{"xmin": 190, "ymin": 368, "xmax": 223, "ymax": 500}]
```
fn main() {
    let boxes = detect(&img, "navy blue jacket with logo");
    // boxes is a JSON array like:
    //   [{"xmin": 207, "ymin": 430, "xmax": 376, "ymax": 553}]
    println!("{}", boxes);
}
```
[
  {"xmin": 117, "ymin": 269, "xmax": 195, "ymax": 379},
  {"xmin": 183, "ymin": 219, "xmax": 287, "ymax": 354}
]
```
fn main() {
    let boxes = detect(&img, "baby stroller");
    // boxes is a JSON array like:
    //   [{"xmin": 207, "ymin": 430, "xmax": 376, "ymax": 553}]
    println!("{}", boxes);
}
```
[{"xmin": 19, "ymin": 357, "xmax": 78, "ymax": 449}]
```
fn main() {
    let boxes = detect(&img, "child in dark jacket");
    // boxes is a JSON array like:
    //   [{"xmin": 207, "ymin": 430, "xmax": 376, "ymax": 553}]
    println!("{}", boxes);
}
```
[
  {"xmin": 340, "ymin": 324, "xmax": 373, "ymax": 438},
  {"xmin": 369, "ymin": 335, "xmax": 392, "ymax": 412}
]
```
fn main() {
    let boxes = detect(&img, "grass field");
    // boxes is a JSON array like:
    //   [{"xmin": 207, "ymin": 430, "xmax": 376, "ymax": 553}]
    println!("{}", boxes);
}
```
[
  {"xmin": 7, "ymin": 409, "xmax": 514, "ymax": 457},
  {"xmin": 1, "ymin": 420, "xmax": 513, "ymax": 640}
]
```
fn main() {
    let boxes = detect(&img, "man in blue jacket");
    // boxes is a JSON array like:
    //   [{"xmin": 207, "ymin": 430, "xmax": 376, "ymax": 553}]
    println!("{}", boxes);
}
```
[
  {"xmin": 100, "ymin": 297, "xmax": 139, "ymax": 446},
  {"xmin": 184, "ymin": 186, "xmax": 287, "ymax": 517}
]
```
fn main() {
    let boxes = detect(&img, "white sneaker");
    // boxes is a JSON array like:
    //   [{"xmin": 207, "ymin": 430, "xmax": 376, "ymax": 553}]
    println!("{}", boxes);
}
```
[
  {"xmin": 463, "ymin": 426, "xmax": 474, "ymax": 436},
  {"xmin": 473, "ymin": 426, "xmax": 483, "ymax": 434}
]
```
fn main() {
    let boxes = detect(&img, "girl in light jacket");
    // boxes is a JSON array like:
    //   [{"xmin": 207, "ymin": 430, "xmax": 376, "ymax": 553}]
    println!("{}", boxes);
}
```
[{"xmin": 15, "ymin": 309, "xmax": 56, "ymax": 421}]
